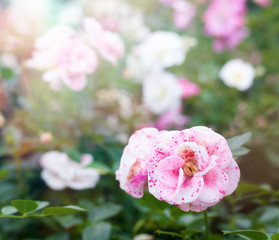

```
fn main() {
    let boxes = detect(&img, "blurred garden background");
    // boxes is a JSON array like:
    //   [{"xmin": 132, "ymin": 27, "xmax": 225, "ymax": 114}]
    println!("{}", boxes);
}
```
[{"xmin": 0, "ymin": 0, "xmax": 279, "ymax": 239}]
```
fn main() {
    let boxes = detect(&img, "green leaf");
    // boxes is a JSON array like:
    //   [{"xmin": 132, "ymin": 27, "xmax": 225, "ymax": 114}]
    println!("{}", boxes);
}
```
[
  {"xmin": 272, "ymin": 233, "xmax": 279, "ymax": 240},
  {"xmin": 227, "ymin": 132, "xmax": 251, "ymax": 150},
  {"xmin": 0, "ymin": 169, "xmax": 9, "ymax": 180},
  {"xmin": 82, "ymin": 222, "xmax": 112, "ymax": 240},
  {"xmin": 222, "ymin": 230, "xmax": 268, "ymax": 240},
  {"xmin": 89, "ymin": 203, "xmax": 122, "ymax": 223},
  {"xmin": 34, "ymin": 201, "xmax": 49, "ymax": 212},
  {"xmin": 42, "ymin": 205, "xmax": 87, "ymax": 216},
  {"xmin": 236, "ymin": 182, "xmax": 271, "ymax": 195},
  {"xmin": 1, "ymin": 205, "xmax": 18, "ymax": 215},
  {"xmin": 45, "ymin": 232, "xmax": 69, "ymax": 240},
  {"xmin": 1, "ymin": 67, "xmax": 14, "ymax": 79},
  {"xmin": 138, "ymin": 193, "xmax": 169, "ymax": 213},
  {"xmin": 54, "ymin": 215, "xmax": 83, "ymax": 228},
  {"xmin": 11, "ymin": 200, "xmax": 38, "ymax": 215},
  {"xmin": 231, "ymin": 147, "xmax": 250, "ymax": 157}
]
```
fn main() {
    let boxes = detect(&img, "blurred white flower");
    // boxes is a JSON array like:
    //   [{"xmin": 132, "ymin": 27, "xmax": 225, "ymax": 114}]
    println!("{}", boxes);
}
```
[
  {"xmin": 126, "ymin": 31, "xmax": 188, "ymax": 81},
  {"xmin": 134, "ymin": 234, "xmax": 154, "ymax": 240},
  {"xmin": 0, "ymin": 53, "xmax": 21, "ymax": 74},
  {"xmin": 137, "ymin": 31, "xmax": 186, "ymax": 69},
  {"xmin": 0, "ymin": 113, "xmax": 5, "ymax": 128},
  {"xmin": 143, "ymin": 71, "xmax": 182, "ymax": 114},
  {"xmin": 40, "ymin": 151, "xmax": 99, "ymax": 190},
  {"xmin": 219, "ymin": 59, "xmax": 256, "ymax": 91}
]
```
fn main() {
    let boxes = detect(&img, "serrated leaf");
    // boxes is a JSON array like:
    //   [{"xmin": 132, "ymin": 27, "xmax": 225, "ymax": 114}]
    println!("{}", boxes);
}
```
[
  {"xmin": 1, "ymin": 205, "xmax": 18, "ymax": 215},
  {"xmin": 89, "ymin": 203, "xmax": 122, "ymax": 223},
  {"xmin": 11, "ymin": 200, "xmax": 38, "ymax": 215},
  {"xmin": 82, "ymin": 222, "xmax": 112, "ymax": 240},
  {"xmin": 272, "ymin": 233, "xmax": 279, "ymax": 240},
  {"xmin": 42, "ymin": 205, "xmax": 87, "ymax": 216},
  {"xmin": 227, "ymin": 132, "xmax": 251, "ymax": 150},
  {"xmin": 222, "ymin": 230, "xmax": 268, "ymax": 240}
]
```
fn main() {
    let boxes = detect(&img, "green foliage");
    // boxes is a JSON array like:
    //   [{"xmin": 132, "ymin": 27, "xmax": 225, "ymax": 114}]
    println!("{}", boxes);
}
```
[
  {"xmin": 222, "ymin": 230, "xmax": 268, "ymax": 240},
  {"xmin": 227, "ymin": 132, "xmax": 251, "ymax": 157},
  {"xmin": 0, "ymin": 200, "xmax": 87, "ymax": 219},
  {"xmin": 82, "ymin": 222, "xmax": 112, "ymax": 240}
]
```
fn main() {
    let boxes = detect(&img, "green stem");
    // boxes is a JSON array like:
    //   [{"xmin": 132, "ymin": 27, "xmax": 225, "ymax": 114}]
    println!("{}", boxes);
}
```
[
  {"xmin": 204, "ymin": 210, "xmax": 209, "ymax": 240},
  {"xmin": 155, "ymin": 230, "xmax": 188, "ymax": 239}
]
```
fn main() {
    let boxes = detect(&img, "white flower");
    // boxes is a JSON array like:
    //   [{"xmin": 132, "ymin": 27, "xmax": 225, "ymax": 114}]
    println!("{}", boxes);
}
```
[
  {"xmin": 40, "ymin": 151, "xmax": 100, "ymax": 190},
  {"xmin": 126, "ymin": 31, "xmax": 188, "ymax": 81},
  {"xmin": 136, "ymin": 31, "xmax": 186, "ymax": 69},
  {"xmin": 219, "ymin": 59, "xmax": 256, "ymax": 91},
  {"xmin": 143, "ymin": 71, "xmax": 182, "ymax": 114}
]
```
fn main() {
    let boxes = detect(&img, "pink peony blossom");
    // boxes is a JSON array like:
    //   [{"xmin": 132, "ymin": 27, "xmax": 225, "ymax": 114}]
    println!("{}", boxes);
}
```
[
  {"xmin": 83, "ymin": 17, "xmax": 125, "ymax": 65},
  {"xmin": 116, "ymin": 128, "xmax": 160, "ymax": 198},
  {"xmin": 147, "ymin": 126, "xmax": 240, "ymax": 212},
  {"xmin": 40, "ymin": 151, "xmax": 99, "ymax": 190},
  {"xmin": 178, "ymin": 78, "xmax": 200, "ymax": 98},
  {"xmin": 204, "ymin": 0, "xmax": 247, "ymax": 52},
  {"xmin": 155, "ymin": 107, "xmax": 190, "ymax": 130}
]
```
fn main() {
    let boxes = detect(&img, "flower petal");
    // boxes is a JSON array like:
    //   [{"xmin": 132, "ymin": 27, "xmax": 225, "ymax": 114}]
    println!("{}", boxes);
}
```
[{"xmin": 197, "ymin": 167, "xmax": 229, "ymax": 204}]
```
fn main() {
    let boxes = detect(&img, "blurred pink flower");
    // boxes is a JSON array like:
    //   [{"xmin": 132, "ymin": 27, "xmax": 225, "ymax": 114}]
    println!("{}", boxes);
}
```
[
  {"xmin": 159, "ymin": 0, "xmax": 176, "ymax": 6},
  {"xmin": 159, "ymin": 0, "xmax": 196, "ymax": 29},
  {"xmin": 173, "ymin": 0, "xmax": 196, "ymax": 29},
  {"xmin": 26, "ymin": 26, "xmax": 98, "ymax": 91},
  {"xmin": 204, "ymin": 0, "xmax": 247, "ymax": 51},
  {"xmin": 84, "ymin": 17, "xmax": 125, "ymax": 65},
  {"xmin": 40, "ymin": 151, "xmax": 99, "ymax": 190},
  {"xmin": 147, "ymin": 126, "xmax": 240, "ymax": 212},
  {"xmin": 155, "ymin": 107, "xmax": 190, "ymax": 130},
  {"xmin": 116, "ymin": 128, "xmax": 159, "ymax": 198},
  {"xmin": 253, "ymin": 0, "xmax": 271, "ymax": 7},
  {"xmin": 178, "ymin": 78, "xmax": 200, "ymax": 98}
]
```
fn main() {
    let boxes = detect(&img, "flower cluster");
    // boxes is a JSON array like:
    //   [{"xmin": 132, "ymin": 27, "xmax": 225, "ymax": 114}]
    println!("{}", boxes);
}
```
[
  {"xmin": 116, "ymin": 126, "xmax": 240, "ymax": 212},
  {"xmin": 26, "ymin": 17, "xmax": 124, "ymax": 91},
  {"xmin": 204, "ymin": 0, "xmax": 248, "ymax": 52},
  {"xmin": 40, "ymin": 151, "xmax": 100, "ymax": 190},
  {"xmin": 125, "ymin": 31, "xmax": 198, "ymax": 117}
]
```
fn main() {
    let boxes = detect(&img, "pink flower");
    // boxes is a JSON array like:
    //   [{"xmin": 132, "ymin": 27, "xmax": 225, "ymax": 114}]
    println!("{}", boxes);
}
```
[
  {"xmin": 84, "ymin": 17, "xmax": 125, "ymax": 65},
  {"xmin": 26, "ymin": 26, "xmax": 98, "ymax": 91},
  {"xmin": 40, "ymin": 151, "xmax": 99, "ymax": 190},
  {"xmin": 147, "ymin": 126, "xmax": 240, "ymax": 212},
  {"xmin": 204, "ymin": 0, "xmax": 247, "ymax": 51},
  {"xmin": 253, "ymin": 0, "xmax": 271, "ymax": 7},
  {"xmin": 155, "ymin": 107, "xmax": 190, "ymax": 130},
  {"xmin": 172, "ymin": 0, "xmax": 196, "ymax": 29},
  {"xmin": 159, "ymin": 0, "xmax": 196, "ymax": 29},
  {"xmin": 116, "ymin": 128, "xmax": 160, "ymax": 198},
  {"xmin": 178, "ymin": 78, "xmax": 200, "ymax": 98}
]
